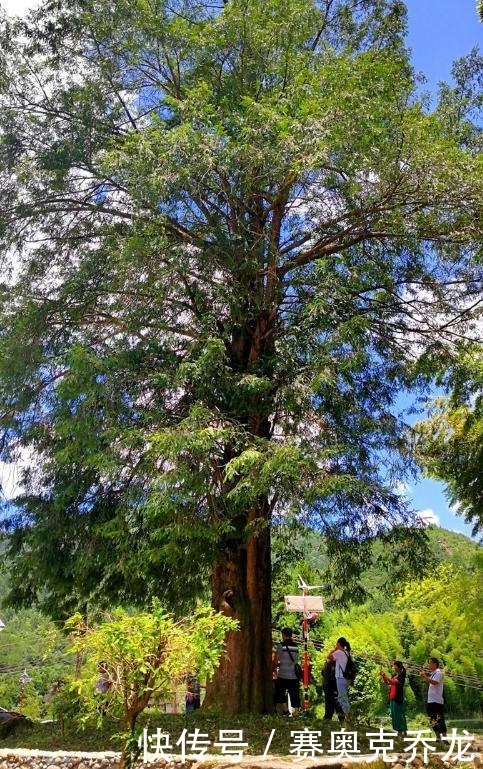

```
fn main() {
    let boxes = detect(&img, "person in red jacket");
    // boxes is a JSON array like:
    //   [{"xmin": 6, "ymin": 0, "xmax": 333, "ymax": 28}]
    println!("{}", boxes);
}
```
[{"xmin": 380, "ymin": 660, "xmax": 407, "ymax": 736}]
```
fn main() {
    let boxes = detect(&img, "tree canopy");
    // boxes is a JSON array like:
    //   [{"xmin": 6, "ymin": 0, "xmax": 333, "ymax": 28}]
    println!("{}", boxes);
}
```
[{"xmin": 0, "ymin": 0, "xmax": 481, "ymax": 712}]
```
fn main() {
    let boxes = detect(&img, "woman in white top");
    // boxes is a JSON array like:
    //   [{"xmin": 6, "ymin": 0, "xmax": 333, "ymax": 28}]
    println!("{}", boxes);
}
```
[{"xmin": 327, "ymin": 636, "xmax": 351, "ymax": 716}]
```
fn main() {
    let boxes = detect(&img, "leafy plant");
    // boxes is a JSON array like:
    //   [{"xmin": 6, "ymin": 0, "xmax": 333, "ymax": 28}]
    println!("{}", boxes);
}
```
[{"xmin": 66, "ymin": 603, "xmax": 236, "ymax": 768}]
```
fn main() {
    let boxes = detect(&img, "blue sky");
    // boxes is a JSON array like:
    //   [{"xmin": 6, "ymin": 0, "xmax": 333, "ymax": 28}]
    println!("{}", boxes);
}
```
[
  {"xmin": 396, "ymin": 0, "xmax": 481, "ymax": 539},
  {"xmin": 406, "ymin": 0, "xmax": 482, "ymax": 91}
]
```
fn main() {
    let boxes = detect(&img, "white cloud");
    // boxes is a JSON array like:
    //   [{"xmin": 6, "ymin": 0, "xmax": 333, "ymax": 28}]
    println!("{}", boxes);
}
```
[
  {"xmin": 0, "ymin": 445, "xmax": 37, "ymax": 501},
  {"xmin": 394, "ymin": 480, "xmax": 410, "ymax": 495},
  {"xmin": 0, "ymin": 460, "xmax": 23, "ymax": 500},
  {"xmin": 416, "ymin": 508, "xmax": 440, "ymax": 527},
  {"xmin": 0, "ymin": 0, "xmax": 39, "ymax": 15}
]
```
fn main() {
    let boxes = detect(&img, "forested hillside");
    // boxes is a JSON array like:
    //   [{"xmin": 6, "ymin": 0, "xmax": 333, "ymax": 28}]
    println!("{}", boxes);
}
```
[{"xmin": 272, "ymin": 524, "xmax": 480, "ymax": 612}]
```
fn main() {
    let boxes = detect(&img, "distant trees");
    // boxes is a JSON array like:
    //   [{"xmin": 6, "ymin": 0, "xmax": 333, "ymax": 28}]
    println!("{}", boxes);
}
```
[
  {"xmin": 0, "ymin": 609, "xmax": 71, "ymax": 719},
  {"xmin": 415, "ymin": 345, "xmax": 483, "ymax": 538},
  {"xmin": 313, "ymin": 553, "xmax": 483, "ymax": 721}
]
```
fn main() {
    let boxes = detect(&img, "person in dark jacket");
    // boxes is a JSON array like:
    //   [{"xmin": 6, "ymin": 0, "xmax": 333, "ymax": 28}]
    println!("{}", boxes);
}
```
[
  {"xmin": 322, "ymin": 659, "xmax": 345, "ymax": 722},
  {"xmin": 185, "ymin": 673, "xmax": 202, "ymax": 712}
]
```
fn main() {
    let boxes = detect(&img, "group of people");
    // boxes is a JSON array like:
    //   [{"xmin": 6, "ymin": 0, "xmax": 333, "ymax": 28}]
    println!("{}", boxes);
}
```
[
  {"xmin": 379, "ymin": 655, "xmax": 447, "ymax": 742},
  {"xmin": 272, "ymin": 629, "xmax": 354, "ymax": 719},
  {"xmin": 273, "ymin": 630, "xmax": 448, "ymax": 742}
]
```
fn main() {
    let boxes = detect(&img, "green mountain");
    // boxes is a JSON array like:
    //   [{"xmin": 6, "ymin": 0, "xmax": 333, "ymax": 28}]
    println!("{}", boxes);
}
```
[
  {"xmin": 425, "ymin": 525, "xmax": 480, "ymax": 568},
  {"xmin": 271, "ymin": 524, "xmax": 480, "ymax": 619}
]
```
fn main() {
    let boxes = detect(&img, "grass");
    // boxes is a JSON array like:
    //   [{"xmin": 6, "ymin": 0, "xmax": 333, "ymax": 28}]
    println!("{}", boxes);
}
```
[
  {"xmin": 1, "ymin": 712, "xmax": 481, "ymax": 757},
  {"xmin": 0, "ymin": 712, "xmax": 378, "ymax": 755}
]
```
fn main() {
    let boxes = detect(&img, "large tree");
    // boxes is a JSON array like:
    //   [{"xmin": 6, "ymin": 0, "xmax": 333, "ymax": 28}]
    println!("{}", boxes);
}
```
[{"xmin": 0, "ymin": 0, "xmax": 481, "ymax": 712}]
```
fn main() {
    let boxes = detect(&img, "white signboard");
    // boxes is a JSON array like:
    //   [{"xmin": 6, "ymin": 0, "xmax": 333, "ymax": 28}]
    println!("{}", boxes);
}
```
[{"xmin": 284, "ymin": 595, "xmax": 324, "ymax": 612}]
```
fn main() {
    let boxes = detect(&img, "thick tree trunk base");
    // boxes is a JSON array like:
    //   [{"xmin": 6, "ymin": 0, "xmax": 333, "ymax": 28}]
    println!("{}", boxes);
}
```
[{"xmin": 204, "ymin": 509, "xmax": 273, "ymax": 714}]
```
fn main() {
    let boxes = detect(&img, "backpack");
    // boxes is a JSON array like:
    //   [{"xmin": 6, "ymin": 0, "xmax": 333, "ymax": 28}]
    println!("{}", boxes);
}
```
[
  {"xmin": 284, "ymin": 643, "xmax": 303, "ymax": 681},
  {"xmin": 343, "ymin": 652, "xmax": 357, "ymax": 684}
]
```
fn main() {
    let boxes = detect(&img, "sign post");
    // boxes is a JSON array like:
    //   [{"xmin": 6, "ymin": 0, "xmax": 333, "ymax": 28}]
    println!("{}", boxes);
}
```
[
  {"xmin": 18, "ymin": 669, "xmax": 31, "ymax": 713},
  {"xmin": 284, "ymin": 578, "xmax": 324, "ymax": 712}
]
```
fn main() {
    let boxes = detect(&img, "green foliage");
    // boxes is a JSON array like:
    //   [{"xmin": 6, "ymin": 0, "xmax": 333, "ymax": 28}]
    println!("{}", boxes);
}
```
[
  {"xmin": 49, "ymin": 684, "xmax": 87, "ymax": 730},
  {"xmin": 67, "ymin": 603, "xmax": 236, "ymax": 722},
  {"xmin": 0, "ymin": 607, "xmax": 72, "ymax": 718},
  {"xmin": 347, "ymin": 658, "xmax": 381, "ymax": 723},
  {"xmin": 415, "ymin": 344, "xmax": 483, "ymax": 537},
  {"xmin": 66, "ymin": 603, "xmax": 236, "ymax": 766}
]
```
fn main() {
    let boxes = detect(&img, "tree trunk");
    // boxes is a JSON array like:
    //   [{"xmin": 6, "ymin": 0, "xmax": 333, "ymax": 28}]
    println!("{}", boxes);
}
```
[
  {"xmin": 204, "ymin": 500, "xmax": 273, "ymax": 713},
  {"xmin": 204, "ymin": 309, "xmax": 276, "ymax": 713},
  {"xmin": 120, "ymin": 713, "xmax": 139, "ymax": 769}
]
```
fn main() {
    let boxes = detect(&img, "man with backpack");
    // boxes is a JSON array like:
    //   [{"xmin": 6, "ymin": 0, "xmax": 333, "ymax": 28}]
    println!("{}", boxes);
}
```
[
  {"xmin": 274, "ymin": 627, "xmax": 301, "ymax": 716},
  {"xmin": 326, "ymin": 636, "xmax": 355, "ymax": 719}
]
